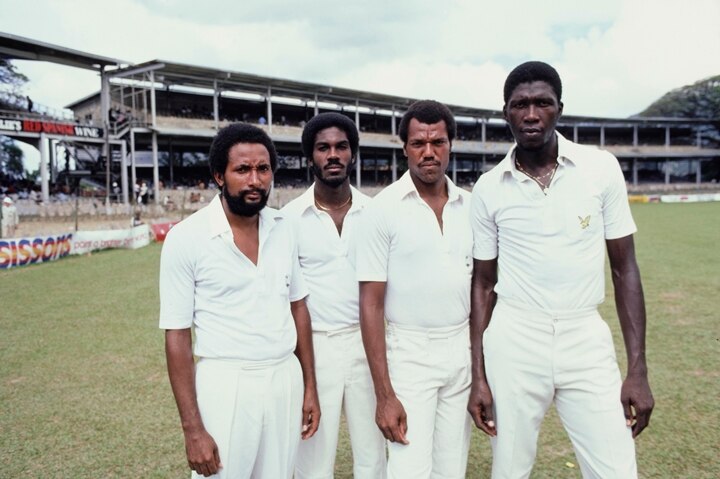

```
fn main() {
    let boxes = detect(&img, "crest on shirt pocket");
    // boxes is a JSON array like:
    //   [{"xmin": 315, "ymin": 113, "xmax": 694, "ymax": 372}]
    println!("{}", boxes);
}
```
[{"xmin": 578, "ymin": 215, "xmax": 591, "ymax": 230}]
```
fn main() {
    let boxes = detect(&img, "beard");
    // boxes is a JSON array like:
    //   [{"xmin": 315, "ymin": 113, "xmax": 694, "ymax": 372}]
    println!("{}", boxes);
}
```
[
  {"xmin": 222, "ymin": 184, "xmax": 269, "ymax": 217},
  {"xmin": 312, "ymin": 159, "xmax": 352, "ymax": 188}
]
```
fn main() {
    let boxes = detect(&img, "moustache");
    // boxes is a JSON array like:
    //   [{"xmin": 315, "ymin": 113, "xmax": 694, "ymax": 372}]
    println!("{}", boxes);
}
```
[{"xmin": 324, "ymin": 159, "xmax": 344, "ymax": 169}]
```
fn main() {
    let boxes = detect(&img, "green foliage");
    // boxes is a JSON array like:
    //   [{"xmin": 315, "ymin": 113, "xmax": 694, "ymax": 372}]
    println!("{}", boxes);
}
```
[
  {"xmin": 1, "ymin": 202, "xmax": 719, "ymax": 478},
  {"xmin": 638, "ymin": 75, "xmax": 720, "ymax": 119},
  {"xmin": 0, "ymin": 136, "xmax": 26, "ymax": 179},
  {"xmin": 0, "ymin": 59, "xmax": 29, "ymax": 92}
]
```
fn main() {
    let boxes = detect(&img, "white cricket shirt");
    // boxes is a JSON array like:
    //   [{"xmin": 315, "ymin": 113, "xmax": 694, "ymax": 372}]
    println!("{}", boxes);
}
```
[
  {"xmin": 281, "ymin": 184, "xmax": 370, "ymax": 332},
  {"xmin": 159, "ymin": 194, "xmax": 308, "ymax": 361},
  {"xmin": 471, "ymin": 132, "xmax": 636, "ymax": 311},
  {"xmin": 356, "ymin": 172, "xmax": 473, "ymax": 328}
]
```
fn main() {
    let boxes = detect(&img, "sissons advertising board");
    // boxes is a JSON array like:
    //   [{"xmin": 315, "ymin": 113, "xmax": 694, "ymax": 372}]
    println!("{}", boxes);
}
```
[{"xmin": 0, "ymin": 225, "xmax": 150, "ymax": 270}]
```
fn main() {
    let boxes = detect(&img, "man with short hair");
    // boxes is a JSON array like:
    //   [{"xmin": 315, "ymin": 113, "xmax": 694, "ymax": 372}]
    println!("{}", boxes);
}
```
[
  {"xmin": 468, "ymin": 61, "xmax": 654, "ymax": 479},
  {"xmin": 160, "ymin": 123, "xmax": 320, "ymax": 478},
  {"xmin": 357, "ymin": 100, "xmax": 473, "ymax": 479},
  {"xmin": 283, "ymin": 112, "xmax": 386, "ymax": 479}
]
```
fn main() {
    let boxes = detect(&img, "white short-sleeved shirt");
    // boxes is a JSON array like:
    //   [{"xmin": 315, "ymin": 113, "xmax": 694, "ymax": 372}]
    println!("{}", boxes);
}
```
[
  {"xmin": 356, "ymin": 171, "xmax": 473, "ymax": 328},
  {"xmin": 471, "ymin": 132, "xmax": 636, "ymax": 311},
  {"xmin": 281, "ymin": 184, "xmax": 370, "ymax": 332},
  {"xmin": 159, "ymin": 194, "xmax": 308, "ymax": 361}
]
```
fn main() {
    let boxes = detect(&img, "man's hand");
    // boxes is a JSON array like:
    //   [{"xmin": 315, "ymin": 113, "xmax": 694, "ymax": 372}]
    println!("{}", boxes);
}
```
[
  {"xmin": 376, "ymin": 394, "xmax": 409, "ymax": 444},
  {"xmin": 184, "ymin": 428, "xmax": 222, "ymax": 477},
  {"xmin": 301, "ymin": 385, "xmax": 321, "ymax": 440},
  {"xmin": 621, "ymin": 373, "xmax": 654, "ymax": 438},
  {"xmin": 467, "ymin": 379, "xmax": 497, "ymax": 437}
]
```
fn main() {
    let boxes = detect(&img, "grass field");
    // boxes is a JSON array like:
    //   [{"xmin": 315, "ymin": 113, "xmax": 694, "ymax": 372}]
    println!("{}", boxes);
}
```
[{"xmin": 1, "ymin": 202, "xmax": 718, "ymax": 478}]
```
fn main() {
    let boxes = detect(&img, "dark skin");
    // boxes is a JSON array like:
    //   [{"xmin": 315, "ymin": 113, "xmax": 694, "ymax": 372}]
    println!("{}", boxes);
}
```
[
  {"xmin": 165, "ymin": 143, "xmax": 320, "ymax": 477},
  {"xmin": 360, "ymin": 118, "xmax": 452, "ymax": 445},
  {"xmin": 468, "ymin": 80, "xmax": 654, "ymax": 439},
  {"xmin": 310, "ymin": 126, "xmax": 355, "ymax": 234}
]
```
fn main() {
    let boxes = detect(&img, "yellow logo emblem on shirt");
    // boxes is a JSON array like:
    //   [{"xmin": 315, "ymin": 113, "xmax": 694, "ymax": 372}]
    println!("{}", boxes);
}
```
[{"xmin": 578, "ymin": 215, "xmax": 591, "ymax": 229}]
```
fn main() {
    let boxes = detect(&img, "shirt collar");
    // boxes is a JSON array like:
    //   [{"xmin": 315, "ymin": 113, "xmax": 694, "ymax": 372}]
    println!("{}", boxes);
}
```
[
  {"xmin": 397, "ymin": 170, "xmax": 465, "ymax": 203},
  {"xmin": 500, "ymin": 130, "xmax": 576, "ymax": 181},
  {"xmin": 207, "ymin": 193, "xmax": 283, "ymax": 238},
  {"xmin": 296, "ymin": 183, "xmax": 368, "ymax": 216}
]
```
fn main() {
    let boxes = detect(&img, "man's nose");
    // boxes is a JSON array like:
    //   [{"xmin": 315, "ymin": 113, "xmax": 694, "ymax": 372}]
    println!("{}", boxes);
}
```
[{"xmin": 423, "ymin": 142, "xmax": 434, "ymax": 157}]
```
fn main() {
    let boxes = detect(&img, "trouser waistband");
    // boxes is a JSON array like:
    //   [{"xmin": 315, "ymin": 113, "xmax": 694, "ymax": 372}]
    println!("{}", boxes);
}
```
[
  {"xmin": 313, "ymin": 323, "xmax": 360, "ymax": 337},
  {"xmin": 198, "ymin": 354, "xmax": 292, "ymax": 370},
  {"xmin": 497, "ymin": 297, "xmax": 598, "ymax": 321},
  {"xmin": 387, "ymin": 320, "xmax": 469, "ymax": 339}
]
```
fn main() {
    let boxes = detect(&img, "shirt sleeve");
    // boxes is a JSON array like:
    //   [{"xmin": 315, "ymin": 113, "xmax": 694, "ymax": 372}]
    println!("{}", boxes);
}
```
[
  {"xmin": 602, "ymin": 153, "xmax": 637, "ymax": 240},
  {"xmin": 355, "ymin": 201, "xmax": 390, "ymax": 282},
  {"xmin": 158, "ymin": 229, "xmax": 195, "ymax": 330},
  {"xmin": 471, "ymin": 181, "xmax": 499, "ymax": 260},
  {"xmin": 288, "ymin": 237, "xmax": 308, "ymax": 302}
]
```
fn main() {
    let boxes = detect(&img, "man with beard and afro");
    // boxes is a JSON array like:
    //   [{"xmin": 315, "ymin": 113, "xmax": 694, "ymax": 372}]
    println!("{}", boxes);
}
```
[
  {"xmin": 282, "ymin": 113, "xmax": 385, "ymax": 479},
  {"xmin": 160, "ymin": 123, "xmax": 320, "ymax": 478}
]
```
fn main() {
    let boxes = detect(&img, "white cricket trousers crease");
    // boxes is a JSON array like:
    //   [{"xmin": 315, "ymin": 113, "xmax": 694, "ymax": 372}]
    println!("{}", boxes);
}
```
[
  {"xmin": 386, "ymin": 321, "xmax": 473, "ymax": 479},
  {"xmin": 192, "ymin": 354, "xmax": 304, "ymax": 479},
  {"xmin": 484, "ymin": 298, "xmax": 637, "ymax": 479},
  {"xmin": 295, "ymin": 325, "xmax": 387, "ymax": 479}
]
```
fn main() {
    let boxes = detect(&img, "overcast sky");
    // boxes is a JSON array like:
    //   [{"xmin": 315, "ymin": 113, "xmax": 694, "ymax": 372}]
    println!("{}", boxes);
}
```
[{"xmin": 1, "ymin": 0, "xmax": 719, "ymax": 119}]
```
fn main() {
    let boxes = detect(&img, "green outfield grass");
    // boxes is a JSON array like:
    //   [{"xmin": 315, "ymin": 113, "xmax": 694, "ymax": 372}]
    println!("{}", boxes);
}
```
[{"xmin": 1, "ymin": 202, "xmax": 718, "ymax": 478}]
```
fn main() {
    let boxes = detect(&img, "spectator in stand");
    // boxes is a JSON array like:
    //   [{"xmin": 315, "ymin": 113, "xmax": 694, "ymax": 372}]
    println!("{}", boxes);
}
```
[{"xmin": 2, "ymin": 197, "xmax": 19, "ymax": 238}]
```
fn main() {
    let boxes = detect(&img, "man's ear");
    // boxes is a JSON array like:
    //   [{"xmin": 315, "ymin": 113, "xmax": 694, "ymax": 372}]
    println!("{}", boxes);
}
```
[
  {"xmin": 558, "ymin": 101, "xmax": 564, "ymax": 116},
  {"xmin": 402, "ymin": 144, "xmax": 408, "ymax": 158},
  {"xmin": 213, "ymin": 171, "xmax": 224, "ymax": 189}
]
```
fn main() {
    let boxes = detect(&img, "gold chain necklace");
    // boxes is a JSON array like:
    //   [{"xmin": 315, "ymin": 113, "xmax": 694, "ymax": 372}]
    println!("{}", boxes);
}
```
[
  {"xmin": 515, "ymin": 160, "xmax": 558, "ymax": 195},
  {"xmin": 315, "ymin": 194, "xmax": 352, "ymax": 212}
]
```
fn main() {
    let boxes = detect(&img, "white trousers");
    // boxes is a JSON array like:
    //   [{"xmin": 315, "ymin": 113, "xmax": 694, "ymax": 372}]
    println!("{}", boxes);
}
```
[
  {"xmin": 295, "ymin": 326, "xmax": 386, "ymax": 478},
  {"xmin": 484, "ymin": 299, "xmax": 637, "ymax": 479},
  {"xmin": 386, "ymin": 322, "xmax": 472, "ymax": 479},
  {"xmin": 193, "ymin": 354, "xmax": 303, "ymax": 479}
]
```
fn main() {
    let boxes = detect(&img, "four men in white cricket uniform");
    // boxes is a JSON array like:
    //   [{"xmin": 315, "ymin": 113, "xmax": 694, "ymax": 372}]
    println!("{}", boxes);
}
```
[
  {"xmin": 283, "ymin": 112, "xmax": 386, "ymax": 479},
  {"xmin": 162, "ymin": 64, "xmax": 652, "ymax": 478}
]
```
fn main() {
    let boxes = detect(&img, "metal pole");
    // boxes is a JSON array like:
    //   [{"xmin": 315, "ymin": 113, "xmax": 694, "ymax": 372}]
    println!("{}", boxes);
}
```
[
  {"xmin": 130, "ymin": 130, "xmax": 137, "ymax": 204},
  {"xmin": 267, "ymin": 86, "xmax": 273, "ymax": 133},
  {"xmin": 40, "ymin": 133, "xmax": 49, "ymax": 202},
  {"xmin": 150, "ymin": 70, "xmax": 160, "ymax": 204},
  {"xmin": 213, "ymin": 79, "xmax": 219, "ymax": 129},
  {"xmin": 101, "ymin": 67, "xmax": 111, "ymax": 206},
  {"xmin": 120, "ymin": 141, "xmax": 129, "ymax": 205}
]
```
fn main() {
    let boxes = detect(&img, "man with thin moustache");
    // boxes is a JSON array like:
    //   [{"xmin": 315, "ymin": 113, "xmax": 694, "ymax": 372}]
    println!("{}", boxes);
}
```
[
  {"xmin": 468, "ymin": 61, "xmax": 654, "ymax": 478},
  {"xmin": 160, "ymin": 123, "xmax": 320, "ymax": 478},
  {"xmin": 357, "ymin": 100, "xmax": 473, "ymax": 479},
  {"xmin": 283, "ymin": 112, "xmax": 386, "ymax": 479}
]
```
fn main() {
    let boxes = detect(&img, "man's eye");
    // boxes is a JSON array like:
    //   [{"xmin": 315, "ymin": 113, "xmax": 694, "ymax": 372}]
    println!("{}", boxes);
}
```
[
  {"xmin": 257, "ymin": 165, "xmax": 271, "ymax": 173},
  {"xmin": 410, "ymin": 142, "xmax": 424, "ymax": 148},
  {"xmin": 237, "ymin": 166, "xmax": 251, "ymax": 173},
  {"xmin": 433, "ymin": 139, "xmax": 448, "ymax": 146}
]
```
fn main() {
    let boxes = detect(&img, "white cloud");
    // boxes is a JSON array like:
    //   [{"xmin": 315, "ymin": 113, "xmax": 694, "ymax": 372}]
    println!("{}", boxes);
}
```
[{"xmin": 0, "ymin": 0, "xmax": 718, "ymax": 118}]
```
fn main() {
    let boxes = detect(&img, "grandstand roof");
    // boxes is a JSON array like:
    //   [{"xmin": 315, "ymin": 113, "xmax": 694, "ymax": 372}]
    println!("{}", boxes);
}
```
[
  {"xmin": 105, "ymin": 60, "xmax": 715, "ymax": 127},
  {"xmin": 0, "ymin": 31, "xmax": 127, "ymax": 71},
  {"xmin": 108, "ymin": 59, "xmax": 505, "ymax": 119}
]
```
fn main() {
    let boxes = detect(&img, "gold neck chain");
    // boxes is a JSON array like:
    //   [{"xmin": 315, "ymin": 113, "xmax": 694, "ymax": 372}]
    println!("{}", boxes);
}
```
[
  {"xmin": 515, "ymin": 159, "xmax": 558, "ymax": 195},
  {"xmin": 315, "ymin": 194, "xmax": 352, "ymax": 212}
]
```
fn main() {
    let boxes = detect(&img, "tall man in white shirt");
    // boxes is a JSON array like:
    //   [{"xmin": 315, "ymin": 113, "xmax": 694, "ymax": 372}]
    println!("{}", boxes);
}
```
[
  {"xmin": 283, "ymin": 112, "xmax": 386, "ymax": 479},
  {"xmin": 160, "ymin": 123, "xmax": 320, "ymax": 478},
  {"xmin": 468, "ymin": 61, "xmax": 654, "ymax": 478},
  {"xmin": 357, "ymin": 100, "xmax": 473, "ymax": 479}
]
